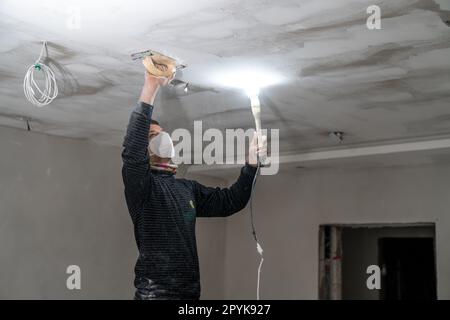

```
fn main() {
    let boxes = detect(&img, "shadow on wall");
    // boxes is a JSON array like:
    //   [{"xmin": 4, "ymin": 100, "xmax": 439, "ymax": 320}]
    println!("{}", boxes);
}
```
[{"xmin": 44, "ymin": 57, "xmax": 80, "ymax": 97}]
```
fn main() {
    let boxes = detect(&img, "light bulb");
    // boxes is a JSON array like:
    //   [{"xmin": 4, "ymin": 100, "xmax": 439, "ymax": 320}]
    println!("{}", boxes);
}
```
[
  {"xmin": 245, "ymin": 87, "xmax": 260, "ymax": 98},
  {"xmin": 245, "ymin": 87, "xmax": 260, "ymax": 106}
]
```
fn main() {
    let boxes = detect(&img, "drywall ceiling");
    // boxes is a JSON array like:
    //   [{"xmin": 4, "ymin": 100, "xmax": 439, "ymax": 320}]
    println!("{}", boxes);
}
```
[{"xmin": 1, "ymin": 0, "xmax": 450, "ymax": 161}]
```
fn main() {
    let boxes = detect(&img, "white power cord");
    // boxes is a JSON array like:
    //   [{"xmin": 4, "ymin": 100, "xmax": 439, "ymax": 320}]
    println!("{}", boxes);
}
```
[
  {"xmin": 249, "ymin": 92, "xmax": 264, "ymax": 300},
  {"xmin": 23, "ymin": 41, "xmax": 58, "ymax": 107},
  {"xmin": 256, "ymin": 243, "xmax": 264, "ymax": 300}
]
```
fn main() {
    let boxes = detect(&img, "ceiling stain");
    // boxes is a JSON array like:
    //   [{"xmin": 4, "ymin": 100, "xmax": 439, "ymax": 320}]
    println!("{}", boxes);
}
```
[
  {"xmin": 406, "ymin": 114, "xmax": 450, "ymax": 134},
  {"xmin": 0, "ymin": 0, "xmax": 449, "ymax": 152}
]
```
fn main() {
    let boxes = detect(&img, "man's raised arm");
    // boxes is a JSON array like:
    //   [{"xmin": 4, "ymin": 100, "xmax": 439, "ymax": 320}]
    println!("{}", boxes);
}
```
[{"xmin": 121, "ymin": 72, "xmax": 163, "ymax": 217}]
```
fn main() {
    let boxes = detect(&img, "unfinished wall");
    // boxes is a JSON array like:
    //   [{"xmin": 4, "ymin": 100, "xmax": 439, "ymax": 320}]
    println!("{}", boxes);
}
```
[
  {"xmin": 2, "ymin": 123, "xmax": 450, "ymax": 300},
  {"xmin": 0, "ymin": 126, "xmax": 226, "ymax": 299},
  {"xmin": 223, "ymin": 163, "xmax": 450, "ymax": 299}
]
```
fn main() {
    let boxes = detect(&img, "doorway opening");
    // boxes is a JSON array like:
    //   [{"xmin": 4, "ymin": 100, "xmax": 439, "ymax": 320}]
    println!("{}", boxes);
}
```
[{"xmin": 318, "ymin": 223, "xmax": 437, "ymax": 300}]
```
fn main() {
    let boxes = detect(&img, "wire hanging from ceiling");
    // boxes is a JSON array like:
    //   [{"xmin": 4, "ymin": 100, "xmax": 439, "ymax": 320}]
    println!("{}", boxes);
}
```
[
  {"xmin": 23, "ymin": 41, "xmax": 58, "ymax": 107},
  {"xmin": 248, "ymin": 90, "xmax": 265, "ymax": 300}
]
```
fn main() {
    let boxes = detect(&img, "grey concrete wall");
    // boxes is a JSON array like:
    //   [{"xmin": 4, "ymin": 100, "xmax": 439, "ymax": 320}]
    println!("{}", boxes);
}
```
[
  {"xmin": 0, "ymin": 126, "xmax": 226, "ymax": 299},
  {"xmin": 223, "ymin": 164, "xmax": 450, "ymax": 299},
  {"xmin": 3, "ymin": 124, "xmax": 450, "ymax": 300}
]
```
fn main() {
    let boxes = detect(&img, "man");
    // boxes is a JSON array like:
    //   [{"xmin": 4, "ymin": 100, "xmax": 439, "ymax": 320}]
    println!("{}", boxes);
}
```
[{"xmin": 122, "ymin": 59, "xmax": 266, "ymax": 300}]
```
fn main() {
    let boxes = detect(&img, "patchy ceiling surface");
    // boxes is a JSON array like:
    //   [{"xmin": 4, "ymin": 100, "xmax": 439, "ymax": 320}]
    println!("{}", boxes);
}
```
[{"xmin": 0, "ymin": 0, "xmax": 450, "ymax": 158}]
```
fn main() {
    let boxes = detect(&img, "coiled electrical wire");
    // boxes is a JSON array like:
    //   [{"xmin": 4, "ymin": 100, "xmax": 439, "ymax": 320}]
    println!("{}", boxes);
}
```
[{"xmin": 23, "ymin": 41, "xmax": 58, "ymax": 107}]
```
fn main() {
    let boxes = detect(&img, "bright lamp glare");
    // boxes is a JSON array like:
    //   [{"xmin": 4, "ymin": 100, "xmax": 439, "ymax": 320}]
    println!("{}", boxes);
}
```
[
  {"xmin": 245, "ymin": 87, "xmax": 260, "ymax": 98},
  {"xmin": 214, "ymin": 68, "xmax": 283, "ymax": 96}
]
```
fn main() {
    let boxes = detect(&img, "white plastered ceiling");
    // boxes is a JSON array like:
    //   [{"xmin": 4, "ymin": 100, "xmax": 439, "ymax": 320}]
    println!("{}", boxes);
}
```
[{"xmin": 0, "ymin": 0, "xmax": 450, "ymax": 168}]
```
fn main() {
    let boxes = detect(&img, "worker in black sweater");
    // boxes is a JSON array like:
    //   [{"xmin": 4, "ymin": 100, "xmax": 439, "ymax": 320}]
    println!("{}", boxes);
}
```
[{"xmin": 122, "ymin": 60, "xmax": 267, "ymax": 300}]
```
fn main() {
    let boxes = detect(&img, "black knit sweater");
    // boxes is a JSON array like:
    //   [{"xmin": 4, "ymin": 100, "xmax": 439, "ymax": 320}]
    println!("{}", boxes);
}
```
[{"xmin": 122, "ymin": 102, "xmax": 256, "ymax": 299}]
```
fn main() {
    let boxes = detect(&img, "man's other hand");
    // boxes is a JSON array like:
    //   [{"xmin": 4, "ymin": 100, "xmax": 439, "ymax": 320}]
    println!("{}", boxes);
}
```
[{"xmin": 248, "ymin": 132, "xmax": 267, "ymax": 167}]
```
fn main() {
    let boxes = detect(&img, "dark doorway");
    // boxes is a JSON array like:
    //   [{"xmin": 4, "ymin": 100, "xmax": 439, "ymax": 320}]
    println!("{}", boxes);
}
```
[
  {"xmin": 379, "ymin": 237, "xmax": 437, "ymax": 300},
  {"xmin": 320, "ymin": 224, "xmax": 437, "ymax": 300}
]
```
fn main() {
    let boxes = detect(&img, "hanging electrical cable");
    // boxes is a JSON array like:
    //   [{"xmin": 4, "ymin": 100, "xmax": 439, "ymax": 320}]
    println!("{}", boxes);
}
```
[
  {"xmin": 248, "ymin": 88, "xmax": 265, "ymax": 300},
  {"xmin": 23, "ymin": 41, "xmax": 58, "ymax": 107},
  {"xmin": 249, "ymin": 158, "xmax": 264, "ymax": 300}
]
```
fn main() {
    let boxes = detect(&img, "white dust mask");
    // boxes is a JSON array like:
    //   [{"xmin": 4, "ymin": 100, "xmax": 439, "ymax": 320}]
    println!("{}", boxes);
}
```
[{"xmin": 149, "ymin": 131, "xmax": 175, "ymax": 158}]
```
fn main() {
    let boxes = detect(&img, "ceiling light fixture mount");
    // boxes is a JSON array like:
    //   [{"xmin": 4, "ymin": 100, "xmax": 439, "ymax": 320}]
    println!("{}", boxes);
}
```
[{"xmin": 329, "ymin": 131, "xmax": 345, "ymax": 144}]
